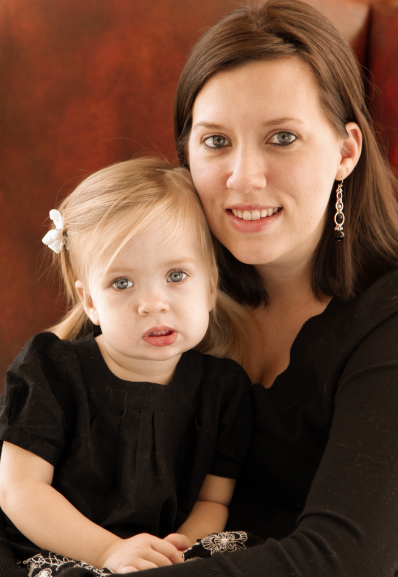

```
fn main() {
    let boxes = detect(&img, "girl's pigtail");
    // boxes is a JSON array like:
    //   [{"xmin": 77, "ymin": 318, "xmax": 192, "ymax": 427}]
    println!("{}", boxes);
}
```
[
  {"xmin": 196, "ymin": 290, "xmax": 251, "ymax": 373},
  {"xmin": 45, "ymin": 223, "xmax": 91, "ymax": 341},
  {"xmin": 48, "ymin": 301, "xmax": 91, "ymax": 341}
]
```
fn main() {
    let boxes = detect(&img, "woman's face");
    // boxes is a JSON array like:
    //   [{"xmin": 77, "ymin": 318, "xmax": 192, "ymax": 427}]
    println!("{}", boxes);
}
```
[{"xmin": 188, "ymin": 58, "xmax": 352, "ymax": 271}]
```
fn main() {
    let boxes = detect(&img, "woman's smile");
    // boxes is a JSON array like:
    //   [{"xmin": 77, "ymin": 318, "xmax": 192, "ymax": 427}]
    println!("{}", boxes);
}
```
[
  {"xmin": 230, "ymin": 207, "xmax": 281, "ymax": 220},
  {"xmin": 226, "ymin": 207, "xmax": 283, "ymax": 233}
]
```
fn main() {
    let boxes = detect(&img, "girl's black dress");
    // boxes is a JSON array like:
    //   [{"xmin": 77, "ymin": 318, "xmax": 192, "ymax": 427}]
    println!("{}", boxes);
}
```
[{"xmin": 0, "ymin": 330, "xmax": 252, "ymax": 575}]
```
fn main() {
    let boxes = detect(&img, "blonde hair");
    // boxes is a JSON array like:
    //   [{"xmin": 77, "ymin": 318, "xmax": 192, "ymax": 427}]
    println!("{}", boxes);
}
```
[{"xmin": 46, "ymin": 157, "xmax": 250, "ymax": 369}]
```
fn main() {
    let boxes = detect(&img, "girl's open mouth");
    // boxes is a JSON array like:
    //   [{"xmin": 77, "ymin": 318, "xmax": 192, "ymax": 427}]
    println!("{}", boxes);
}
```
[{"xmin": 142, "ymin": 327, "xmax": 178, "ymax": 347}]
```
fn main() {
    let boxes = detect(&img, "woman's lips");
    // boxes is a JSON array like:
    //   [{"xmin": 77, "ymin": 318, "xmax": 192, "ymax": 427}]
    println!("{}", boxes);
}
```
[
  {"xmin": 226, "ymin": 207, "xmax": 282, "ymax": 232},
  {"xmin": 232, "ymin": 207, "xmax": 280, "ymax": 220},
  {"xmin": 142, "ymin": 327, "xmax": 178, "ymax": 347}
]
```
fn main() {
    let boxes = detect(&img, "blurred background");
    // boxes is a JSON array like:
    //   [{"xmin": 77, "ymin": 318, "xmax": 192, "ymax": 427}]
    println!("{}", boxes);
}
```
[{"xmin": 0, "ymin": 0, "xmax": 397, "ymax": 388}]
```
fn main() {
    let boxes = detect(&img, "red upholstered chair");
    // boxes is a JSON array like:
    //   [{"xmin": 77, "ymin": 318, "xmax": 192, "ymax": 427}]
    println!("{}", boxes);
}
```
[{"xmin": 0, "ymin": 0, "xmax": 397, "ymax": 389}]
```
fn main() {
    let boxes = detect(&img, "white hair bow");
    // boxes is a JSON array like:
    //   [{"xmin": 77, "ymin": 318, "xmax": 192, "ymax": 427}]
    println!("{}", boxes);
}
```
[{"xmin": 42, "ymin": 209, "xmax": 64, "ymax": 253}]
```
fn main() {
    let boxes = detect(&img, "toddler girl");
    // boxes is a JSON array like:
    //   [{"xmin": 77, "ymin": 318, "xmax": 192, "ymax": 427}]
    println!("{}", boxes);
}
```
[{"xmin": 0, "ymin": 158, "xmax": 252, "ymax": 576}]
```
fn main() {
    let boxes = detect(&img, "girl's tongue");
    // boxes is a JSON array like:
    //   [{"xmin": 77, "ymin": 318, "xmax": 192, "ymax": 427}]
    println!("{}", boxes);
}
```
[{"xmin": 142, "ymin": 328, "xmax": 178, "ymax": 347}]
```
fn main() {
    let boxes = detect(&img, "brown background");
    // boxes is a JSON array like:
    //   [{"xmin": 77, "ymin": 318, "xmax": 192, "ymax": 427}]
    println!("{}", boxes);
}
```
[{"xmin": 1, "ymin": 0, "xmax": 397, "ymax": 389}]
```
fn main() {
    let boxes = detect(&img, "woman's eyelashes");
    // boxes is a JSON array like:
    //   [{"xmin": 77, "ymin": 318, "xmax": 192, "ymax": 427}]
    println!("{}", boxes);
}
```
[
  {"xmin": 167, "ymin": 270, "xmax": 187, "ymax": 283},
  {"xmin": 112, "ymin": 277, "xmax": 133, "ymax": 290},
  {"xmin": 268, "ymin": 131, "xmax": 297, "ymax": 146},
  {"xmin": 202, "ymin": 135, "xmax": 230, "ymax": 149},
  {"xmin": 202, "ymin": 130, "xmax": 297, "ymax": 150}
]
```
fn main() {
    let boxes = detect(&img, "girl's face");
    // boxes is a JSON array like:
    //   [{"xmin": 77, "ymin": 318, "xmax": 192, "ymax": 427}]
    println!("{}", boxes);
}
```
[
  {"xmin": 188, "ymin": 58, "xmax": 360, "ymax": 273},
  {"xmin": 79, "ymin": 223, "xmax": 214, "ymax": 375}
]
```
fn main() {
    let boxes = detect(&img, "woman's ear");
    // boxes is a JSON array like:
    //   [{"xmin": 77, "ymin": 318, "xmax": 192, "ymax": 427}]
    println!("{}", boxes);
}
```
[
  {"xmin": 336, "ymin": 122, "xmax": 362, "ymax": 180},
  {"xmin": 75, "ymin": 280, "xmax": 100, "ymax": 325}
]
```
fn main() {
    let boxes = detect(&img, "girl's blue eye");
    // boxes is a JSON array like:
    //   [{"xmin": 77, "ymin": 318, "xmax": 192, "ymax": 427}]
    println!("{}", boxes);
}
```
[
  {"xmin": 203, "ymin": 135, "xmax": 229, "ymax": 148},
  {"xmin": 270, "ymin": 131, "xmax": 297, "ymax": 146},
  {"xmin": 168, "ymin": 271, "xmax": 187, "ymax": 283},
  {"xmin": 112, "ymin": 278, "xmax": 133, "ymax": 290}
]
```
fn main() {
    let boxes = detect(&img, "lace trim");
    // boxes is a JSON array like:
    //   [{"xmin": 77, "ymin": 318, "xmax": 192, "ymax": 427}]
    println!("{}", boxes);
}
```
[{"xmin": 23, "ymin": 553, "xmax": 113, "ymax": 576}]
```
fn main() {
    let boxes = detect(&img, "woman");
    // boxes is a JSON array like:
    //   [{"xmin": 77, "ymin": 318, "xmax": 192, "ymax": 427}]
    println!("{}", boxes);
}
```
[
  {"xmin": 140, "ymin": 0, "xmax": 398, "ymax": 575},
  {"xmin": 0, "ymin": 1, "xmax": 397, "ymax": 576}
]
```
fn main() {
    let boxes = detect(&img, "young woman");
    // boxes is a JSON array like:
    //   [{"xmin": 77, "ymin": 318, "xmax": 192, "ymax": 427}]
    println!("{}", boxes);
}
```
[
  {"xmin": 134, "ymin": 0, "xmax": 398, "ymax": 576},
  {"xmin": 0, "ymin": 158, "xmax": 252, "ymax": 576}
]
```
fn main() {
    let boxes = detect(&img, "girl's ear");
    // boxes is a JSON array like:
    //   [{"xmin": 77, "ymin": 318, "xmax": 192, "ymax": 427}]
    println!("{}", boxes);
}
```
[{"xmin": 75, "ymin": 280, "xmax": 100, "ymax": 325}]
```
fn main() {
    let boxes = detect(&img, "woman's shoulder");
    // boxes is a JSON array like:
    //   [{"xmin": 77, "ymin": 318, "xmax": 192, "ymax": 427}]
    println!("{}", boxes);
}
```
[{"xmin": 343, "ymin": 267, "xmax": 398, "ymax": 335}]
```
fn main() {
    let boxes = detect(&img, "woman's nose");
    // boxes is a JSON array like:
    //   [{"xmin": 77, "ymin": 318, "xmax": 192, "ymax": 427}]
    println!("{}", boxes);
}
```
[
  {"xmin": 226, "ymin": 149, "xmax": 267, "ymax": 194},
  {"xmin": 137, "ymin": 292, "xmax": 169, "ymax": 316}
]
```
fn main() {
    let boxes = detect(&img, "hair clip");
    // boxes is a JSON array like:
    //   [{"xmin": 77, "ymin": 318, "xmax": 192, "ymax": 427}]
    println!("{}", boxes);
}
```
[{"xmin": 42, "ymin": 209, "xmax": 64, "ymax": 253}]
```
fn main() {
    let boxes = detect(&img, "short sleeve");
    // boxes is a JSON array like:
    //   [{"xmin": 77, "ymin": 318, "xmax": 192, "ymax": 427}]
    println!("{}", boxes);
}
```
[
  {"xmin": 209, "ymin": 359, "xmax": 253, "ymax": 479},
  {"xmin": 0, "ymin": 332, "xmax": 76, "ymax": 466}
]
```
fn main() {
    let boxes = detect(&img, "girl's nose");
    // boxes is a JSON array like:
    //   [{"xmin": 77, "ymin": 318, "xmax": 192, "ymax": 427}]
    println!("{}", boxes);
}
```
[
  {"xmin": 137, "ymin": 294, "xmax": 169, "ymax": 316},
  {"xmin": 226, "ymin": 149, "xmax": 267, "ymax": 194}
]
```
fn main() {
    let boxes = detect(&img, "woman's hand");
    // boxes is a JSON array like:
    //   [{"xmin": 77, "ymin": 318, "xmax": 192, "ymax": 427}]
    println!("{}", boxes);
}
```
[{"xmin": 99, "ymin": 533, "xmax": 190, "ymax": 573}]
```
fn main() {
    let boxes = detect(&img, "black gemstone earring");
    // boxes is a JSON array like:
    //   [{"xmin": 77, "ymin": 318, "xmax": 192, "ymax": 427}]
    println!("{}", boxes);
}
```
[{"xmin": 334, "ymin": 180, "xmax": 345, "ymax": 241}]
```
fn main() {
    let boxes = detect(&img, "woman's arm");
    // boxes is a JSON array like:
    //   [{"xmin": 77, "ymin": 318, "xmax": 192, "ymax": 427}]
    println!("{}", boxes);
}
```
[
  {"xmin": 177, "ymin": 474, "xmax": 236, "ymax": 545},
  {"xmin": 0, "ymin": 442, "xmax": 188, "ymax": 573}
]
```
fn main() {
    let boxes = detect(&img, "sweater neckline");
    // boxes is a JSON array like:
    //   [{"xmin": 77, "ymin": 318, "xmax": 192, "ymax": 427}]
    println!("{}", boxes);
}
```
[{"xmin": 255, "ymin": 295, "xmax": 343, "ymax": 406}]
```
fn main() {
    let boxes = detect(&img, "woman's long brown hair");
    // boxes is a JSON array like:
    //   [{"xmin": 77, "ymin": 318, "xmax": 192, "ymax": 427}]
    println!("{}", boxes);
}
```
[{"xmin": 174, "ymin": 0, "xmax": 398, "ymax": 306}]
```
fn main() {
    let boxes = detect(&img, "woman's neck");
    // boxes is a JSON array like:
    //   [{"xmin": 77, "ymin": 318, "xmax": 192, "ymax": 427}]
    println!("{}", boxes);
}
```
[
  {"xmin": 244, "ymin": 259, "xmax": 332, "ymax": 388},
  {"xmin": 255, "ymin": 257, "xmax": 316, "ymax": 310}
]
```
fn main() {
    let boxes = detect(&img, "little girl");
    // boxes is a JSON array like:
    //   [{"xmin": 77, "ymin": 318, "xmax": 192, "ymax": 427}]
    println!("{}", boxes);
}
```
[{"xmin": 0, "ymin": 158, "xmax": 252, "ymax": 577}]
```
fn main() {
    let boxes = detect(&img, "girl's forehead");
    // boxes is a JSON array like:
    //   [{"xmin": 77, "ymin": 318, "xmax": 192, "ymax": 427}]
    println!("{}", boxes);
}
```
[{"xmin": 91, "ymin": 221, "xmax": 206, "ymax": 276}]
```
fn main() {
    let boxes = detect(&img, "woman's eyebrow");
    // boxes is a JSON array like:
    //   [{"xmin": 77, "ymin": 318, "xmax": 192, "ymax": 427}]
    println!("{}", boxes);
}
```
[
  {"xmin": 192, "ymin": 122, "xmax": 225, "ymax": 131},
  {"xmin": 261, "ymin": 117, "xmax": 305, "ymax": 127},
  {"xmin": 192, "ymin": 117, "xmax": 304, "ymax": 131}
]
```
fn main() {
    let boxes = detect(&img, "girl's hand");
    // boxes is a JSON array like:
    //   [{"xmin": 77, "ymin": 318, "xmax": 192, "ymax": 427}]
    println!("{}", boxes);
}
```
[
  {"xmin": 99, "ymin": 533, "xmax": 187, "ymax": 573},
  {"xmin": 163, "ymin": 533, "xmax": 190, "ymax": 552}
]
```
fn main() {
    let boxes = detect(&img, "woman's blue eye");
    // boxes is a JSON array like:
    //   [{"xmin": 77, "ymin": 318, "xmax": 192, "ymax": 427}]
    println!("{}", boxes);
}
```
[
  {"xmin": 270, "ymin": 131, "xmax": 296, "ymax": 146},
  {"xmin": 203, "ymin": 135, "xmax": 229, "ymax": 148},
  {"xmin": 168, "ymin": 271, "xmax": 187, "ymax": 283},
  {"xmin": 112, "ymin": 278, "xmax": 133, "ymax": 290}
]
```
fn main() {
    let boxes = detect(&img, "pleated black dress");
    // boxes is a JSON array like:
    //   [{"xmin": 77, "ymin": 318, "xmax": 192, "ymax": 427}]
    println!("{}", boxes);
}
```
[{"xmin": 0, "ymin": 331, "xmax": 252, "ymax": 565}]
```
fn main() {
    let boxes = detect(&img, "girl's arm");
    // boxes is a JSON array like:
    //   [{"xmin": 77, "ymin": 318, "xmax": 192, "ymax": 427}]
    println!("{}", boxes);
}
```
[
  {"xmin": 0, "ymin": 442, "xmax": 188, "ymax": 573},
  {"xmin": 176, "ymin": 474, "xmax": 236, "ymax": 546}
]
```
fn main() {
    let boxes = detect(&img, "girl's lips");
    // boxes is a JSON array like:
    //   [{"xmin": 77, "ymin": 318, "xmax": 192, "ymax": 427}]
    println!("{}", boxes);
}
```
[
  {"xmin": 226, "ymin": 208, "xmax": 282, "ymax": 232},
  {"xmin": 142, "ymin": 327, "xmax": 178, "ymax": 347}
]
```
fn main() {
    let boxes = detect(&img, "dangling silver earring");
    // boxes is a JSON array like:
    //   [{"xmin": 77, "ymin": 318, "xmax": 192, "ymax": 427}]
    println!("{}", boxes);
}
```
[{"xmin": 334, "ymin": 180, "xmax": 345, "ymax": 241}]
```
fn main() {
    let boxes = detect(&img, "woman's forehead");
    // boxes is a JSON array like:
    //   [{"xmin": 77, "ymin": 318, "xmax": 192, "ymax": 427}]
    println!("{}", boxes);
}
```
[{"xmin": 191, "ymin": 58, "xmax": 323, "ymax": 128}]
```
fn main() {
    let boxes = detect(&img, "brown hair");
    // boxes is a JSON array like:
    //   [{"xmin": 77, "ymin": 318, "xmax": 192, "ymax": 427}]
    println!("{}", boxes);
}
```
[
  {"xmin": 45, "ymin": 158, "xmax": 250, "ymax": 368},
  {"xmin": 174, "ymin": 0, "xmax": 398, "ymax": 306}
]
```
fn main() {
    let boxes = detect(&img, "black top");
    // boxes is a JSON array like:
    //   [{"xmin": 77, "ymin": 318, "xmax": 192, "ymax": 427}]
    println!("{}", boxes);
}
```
[
  {"xmin": 112, "ymin": 268, "xmax": 398, "ymax": 577},
  {"xmin": 0, "ymin": 331, "xmax": 252, "ymax": 562}
]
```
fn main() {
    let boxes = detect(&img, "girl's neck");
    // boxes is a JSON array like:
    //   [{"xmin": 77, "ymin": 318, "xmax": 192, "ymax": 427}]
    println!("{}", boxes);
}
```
[{"xmin": 95, "ymin": 334, "xmax": 181, "ymax": 385}]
